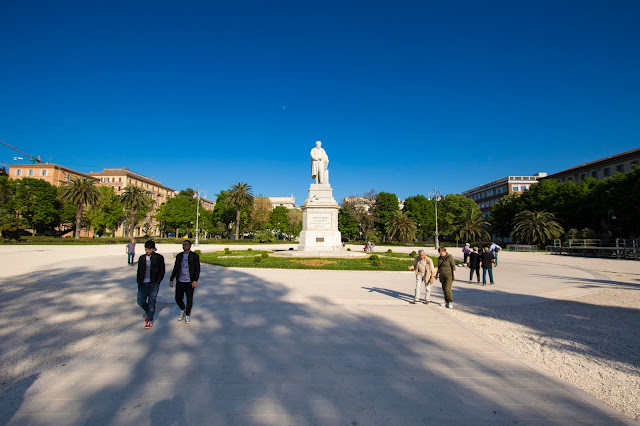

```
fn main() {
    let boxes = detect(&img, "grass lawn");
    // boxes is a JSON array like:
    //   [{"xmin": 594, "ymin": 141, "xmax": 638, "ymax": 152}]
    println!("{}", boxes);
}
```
[{"xmin": 200, "ymin": 249, "xmax": 417, "ymax": 271}]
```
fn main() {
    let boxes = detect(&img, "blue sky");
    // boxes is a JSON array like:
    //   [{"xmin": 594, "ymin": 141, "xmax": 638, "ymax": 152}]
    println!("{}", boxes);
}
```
[{"xmin": 1, "ymin": 0, "xmax": 638, "ymax": 204}]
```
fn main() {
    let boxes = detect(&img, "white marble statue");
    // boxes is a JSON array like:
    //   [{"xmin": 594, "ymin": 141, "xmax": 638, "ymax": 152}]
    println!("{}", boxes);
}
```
[{"xmin": 310, "ymin": 141, "xmax": 329, "ymax": 184}]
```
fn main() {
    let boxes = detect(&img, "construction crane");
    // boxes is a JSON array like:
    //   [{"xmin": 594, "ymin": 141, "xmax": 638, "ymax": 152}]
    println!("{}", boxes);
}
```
[{"xmin": 0, "ymin": 140, "xmax": 42, "ymax": 164}]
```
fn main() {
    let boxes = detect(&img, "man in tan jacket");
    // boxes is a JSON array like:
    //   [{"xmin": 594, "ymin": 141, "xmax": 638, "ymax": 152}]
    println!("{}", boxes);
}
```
[{"xmin": 408, "ymin": 249, "xmax": 435, "ymax": 304}]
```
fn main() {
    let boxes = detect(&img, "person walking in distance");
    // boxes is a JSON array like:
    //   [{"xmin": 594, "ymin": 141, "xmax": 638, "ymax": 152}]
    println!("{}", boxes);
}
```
[
  {"xmin": 169, "ymin": 240, "xmax": 201, "ymax": 324},
  {"xmin": 468, "ymin": 246, "xmax": 481, "ymax": 283},
  {"xmin": 126, "ymin": 238, "xmax": 136, "ymax": 265},
  {"xmin": 480, "ymin": 245, "xmax": 496, "ymax": 285},
  {"xmin": 408, "ymin": 249, "xmax": 435, "ymax": 304},
  {"xmin": 462, "ymin": 243, "xmax": 471, "ymax": 266},
  {"xmin": 435, "ymin": 246, "xmax": 456, "ymax": 309},
  {"xmin": 136, "ymin": 240, "xmax": 165, "ymax": 329},
  {"xmin": 489, "ymin": 241, "xmax": 502, "ymax": 267}
]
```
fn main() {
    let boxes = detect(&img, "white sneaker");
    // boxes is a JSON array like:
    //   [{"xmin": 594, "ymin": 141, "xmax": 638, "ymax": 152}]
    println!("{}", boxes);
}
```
[
  {"xmin": 185, "ymin": 315, "xmax": 191, "ymax": 324},
  {"xmin": 447, "ymin": 302, "xmax": 454, "ymax": 309},
  {"xmin": 439, "ymin": 302, "xmax": 447, "ymax": 307},
  {"xmin": 178, "ymin": 310, "xmax": 185, "ymax": 321}
]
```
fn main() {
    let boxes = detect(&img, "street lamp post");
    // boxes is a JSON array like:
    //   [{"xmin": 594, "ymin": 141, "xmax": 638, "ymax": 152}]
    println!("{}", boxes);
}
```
[{"xmin": 429, "ymin": 187, "xmax": 442, "ymax": 250}]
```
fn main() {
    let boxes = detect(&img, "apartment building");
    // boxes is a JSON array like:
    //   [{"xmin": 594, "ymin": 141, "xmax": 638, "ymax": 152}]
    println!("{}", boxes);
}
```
[
  {"xmin": 9, "ymin": 163, "xmax": 94, "ymax": 186},
  {"xmin": 544, "ymin": 148, "xmax": 640, "ymax": 183},
  {"xmin": 462, "ymin": 173, "xmax": 547, "ymax": 217},
  {"xmin": 88, "ymin": 168, "xmax": 177, "ymax": 237}
]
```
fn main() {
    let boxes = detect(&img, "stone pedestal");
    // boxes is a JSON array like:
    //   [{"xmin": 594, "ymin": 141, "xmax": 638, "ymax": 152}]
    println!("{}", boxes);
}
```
[{"xmin": 298, "ymin": 183, "xmax": 342, "ymax": 252}]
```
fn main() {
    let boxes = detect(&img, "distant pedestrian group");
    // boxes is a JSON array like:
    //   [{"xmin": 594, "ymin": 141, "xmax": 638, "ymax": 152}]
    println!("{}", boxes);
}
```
[{"xmin": 462, "ymin": 242, "xmax": 500, "ymax": 285}]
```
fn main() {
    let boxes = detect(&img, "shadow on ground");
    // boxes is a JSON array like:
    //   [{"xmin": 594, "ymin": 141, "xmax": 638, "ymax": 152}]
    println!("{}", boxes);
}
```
[{"xmin": 0, "ymin": 260, "xmax": 629, "ymax": 424}]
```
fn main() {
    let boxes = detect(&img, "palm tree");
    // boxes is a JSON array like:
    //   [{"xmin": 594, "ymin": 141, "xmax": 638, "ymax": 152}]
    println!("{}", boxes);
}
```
[
  {"xmin": 59, "ymin": 177, "xmax": 101, "ymax": 239},
  {"xmin": 512, "ymin": 210, "xmax": 564, "ymax": 247},
  {"xmin": 227, "ymin": 182, "xmax": 254, "ymax": 240},
  {"xmin": 121, "ymin": 186, "xmax": 151, "ymax": 238},
  {"xmin": 456, "ymin": 208, "xmax": 491, "ymax": 243},
  {"xmin": 385, "ymin": 211, "xmax": 417, "ymax": 243}
]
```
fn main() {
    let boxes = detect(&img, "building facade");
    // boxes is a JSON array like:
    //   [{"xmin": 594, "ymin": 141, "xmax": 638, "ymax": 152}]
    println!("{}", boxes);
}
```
[
  {"xmin": 88, "ymin": 168, "xmax": 177, "ymax": 237},
  {"xmin": 462, "ymin": 173, "xmax": 547, "ymax": 217},
  {"xmin": 9, "ymin": 163, "xmax": 94, "ymax": 186},
  {"xmin": 269, "ymin": 195, "xmax": 297, "ymax": 209},
  {"xmin": 544, "ymin": 148, "xmax": 640, "ymax": 183}
]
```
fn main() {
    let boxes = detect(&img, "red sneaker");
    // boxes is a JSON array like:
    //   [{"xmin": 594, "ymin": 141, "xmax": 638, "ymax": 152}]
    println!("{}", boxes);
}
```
[{"xmin": 145, "ymin": 321, "xmax": 153, "ymax": 329}]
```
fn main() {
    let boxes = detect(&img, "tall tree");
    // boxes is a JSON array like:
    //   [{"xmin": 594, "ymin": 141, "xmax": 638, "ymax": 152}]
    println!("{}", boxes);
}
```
[
  {"xmin": 155, "ymin": 194, "xmax": 197, "ymax": 237},
  {"xmin": 436, "ymin": 194, "xmax": 478, "ymax": 238},
  {"xmin": 512, "ymin": 210, "xmax": 564, "ymax": 246},
  {"xmin": 455, "ymin": 208, "xmax": 491, "ymax": 243},
  {"xmin": 59, "ymin": 177, "xmax": 101, "ymax": 239},
  {"xmin": 338, "ymin": 201, "xmax": 360, "ymax": 241},
  {"xmin": 212, "ymin": 190, "xmax": 237, "ymax": 237},
  {"xmin": 373, "ymin": 192, "xmax": 400, "ymax": 240},
  {"xmin": 385, "ymin": 211, "xmax": 417, "ymax": 243},
  {"xmin": 250, "ymin": 197, "xmax": 273, "ymax": 232},
  {"xmin": 227, "ymin": 182, "xmax": 254, "ymax": 240},
  {"xmin": 402, "ymin": 194, "xmax": 435, "ymax": 240},
  {"xmin": 13, "ymin": 178, "xmax": 61, "ymax": 234},
  {"xmin": 121, "ymin": 186, "xmax": 152, "ymax": 238},
  {"xmin": 287, "ymin": 208, "xmax": 303, "ymax": 239},
  {"xmin": 269, "ymin": 206, "xmax": 290, "ymax": 237},
  {"xmin": 86, "ymin": 186, "xmax": 125, "ymax": 236}
]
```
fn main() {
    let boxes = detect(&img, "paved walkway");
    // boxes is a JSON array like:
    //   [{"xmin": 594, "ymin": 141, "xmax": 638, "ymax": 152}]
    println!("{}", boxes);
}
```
[{"xmin": 0, "ymin": 245, "xmax": 636, "ymax": 424}]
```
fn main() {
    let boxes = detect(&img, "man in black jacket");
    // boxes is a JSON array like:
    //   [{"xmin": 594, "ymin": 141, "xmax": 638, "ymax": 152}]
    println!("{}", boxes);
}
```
[
  {"xmin": 169, "ymin": 240, "xmax": 201, "ymax": 324},
  {"xmin": 137, "ymin": 240, "xmax": 165, "ymax": 329}
]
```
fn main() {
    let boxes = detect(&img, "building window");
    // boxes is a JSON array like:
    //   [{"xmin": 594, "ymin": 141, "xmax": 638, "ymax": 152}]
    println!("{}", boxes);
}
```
[
  {"xmin": 616, "ymin": 164, "xmax": 624, "ymax": 173},
  {"xmin": 15, "ymin": 169, "xmax": 22, "ymax": 176},
  {"xmin": 118, "ymin": 186, "xmax": 121, "ymax": 191},
  {"xmin": 66, "ymin": 174, "xmax": 71, "ymax": 182},
  {"xmin": 28, "ymin": 169, "xmax": 34, "ymax": 176},
  {"xmin": 580, "ymin": 173, "xmax": 586, "ymax": 181},
  {"xmin": 512, "ymin": 185, "xmax": 519, "ymax": 192},
  {"xmin": 603, "ymin": 167, "xmax": 611, "ymax": 177},
  {"xmin": 40, "ymin": 170, "xmax": 48, "ymax": 176},
  {"xmin": 566, "ymin": 177, "xmax": 573, "ymax": 182},
  {"xmin": 591, "ymin": 170, "xmax": 598, "ymax": 178},
  {"xmin": 631, "ymin": 160, "xmax": 638, "ymax": 167}
]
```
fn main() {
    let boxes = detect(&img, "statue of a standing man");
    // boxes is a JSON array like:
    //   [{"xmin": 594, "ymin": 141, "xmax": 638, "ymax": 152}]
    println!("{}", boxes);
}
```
[{"xmin": 310, "ymin": 141, "xmax": 329, "ymax": 184}]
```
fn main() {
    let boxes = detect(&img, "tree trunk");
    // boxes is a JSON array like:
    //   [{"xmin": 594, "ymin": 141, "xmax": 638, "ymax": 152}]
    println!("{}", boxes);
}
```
[
  {"xmin": 235, "ymin": 208, "xmax": 240, "ymax": 240},
  {"xmin": 129, "ymin": 210, "xmax": 136, "ymax": 238},
  {"xmin": 75, "ymin": 205, "xmax": 83, "ymax": 239}
]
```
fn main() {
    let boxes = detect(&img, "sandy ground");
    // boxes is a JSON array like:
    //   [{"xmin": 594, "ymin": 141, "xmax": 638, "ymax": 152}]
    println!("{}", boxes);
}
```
[
  {"xmin": 446, "ymin": 249, "xmax": 640, "ymax": 421},
  {"xmin": 1, "ymin": 243, "xmax": 639, "ymax": 421}
]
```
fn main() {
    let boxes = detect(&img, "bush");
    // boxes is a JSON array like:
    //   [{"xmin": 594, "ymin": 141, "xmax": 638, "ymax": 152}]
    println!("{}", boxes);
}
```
[
  {"xmin": 255, "ymin": 231, "xmax": 275, "ymax": 243},
  {"xmin": 368, "ymin": 254, "xmax": 379, "ymax": 261},
  {"xmin": 194, "ymin": 249, "xmax": 202, "ymax": 255},
  {"xmin": 253, "ymin": 255, "xmax": 263, "ymax": 263},
  {"xmin": 409, "ymin": 251, "xmax": 417, "ymax": 257},
  {"xmin": 347, "ymin": 248, "xmax": 351, "ymax": 251},
  {"xmin": 387, "ymin": 249, "xmax": 393, "ymax": 253},
  {"xmin": 247, "ymin": 248, "xmax": 253, "ymax": 251},
  {"xmin": 371, "ymin": 259, "xmax": 383, "ymax": 267},
  {"xmin": 224, "ymin": 247, "xmax": 230, "ymax": 252},
  {"xmin": 261, "ymin": 253, "xmax": 269, "ymax": 259}
]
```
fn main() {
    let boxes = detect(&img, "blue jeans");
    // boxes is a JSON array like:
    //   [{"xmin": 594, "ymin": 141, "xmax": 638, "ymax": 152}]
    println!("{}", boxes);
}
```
[
  {"xmin": 483, "ymin": 268, "xmax": 494, "ymax": 284},
  {"xmin": 128, "ymin": 253, "xmax": 135, "ymax": 264},
  {"xmin": 137, "ymin": 283, "xmax": 159, "ymax": 321}
]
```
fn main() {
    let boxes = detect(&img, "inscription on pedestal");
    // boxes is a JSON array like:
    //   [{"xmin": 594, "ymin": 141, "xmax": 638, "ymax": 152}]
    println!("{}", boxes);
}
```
[{"xmin": 310, "ymin": 214, "xmax": 332, "ymax": 229}]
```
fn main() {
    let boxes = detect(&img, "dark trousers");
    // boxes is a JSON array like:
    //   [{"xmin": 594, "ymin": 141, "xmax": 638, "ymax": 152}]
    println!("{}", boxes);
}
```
[
  {"xmin": 439, "ymin": 275, "xmax": 453, "ymax": 303},
  {"xmin": 137, "ymin": 283, "xmax": 159, "ymax": 321},
  {"xmin": 469, "ymin": 266, "xmax": 480, "ymax": 282},
  {"xmin": 483, "ymin": 268, "xmax": 494, "ymax": 284},
  {"xmin": 463, "ymin": 253, "xmax": 469, "ymax": 264},
  {"xmin": 128, "ymin": 253, "xmax": 135, "ymax": 264},
  {"xmin": 175, "ymin": 281, "xmax": 195, "ymax": 315}
]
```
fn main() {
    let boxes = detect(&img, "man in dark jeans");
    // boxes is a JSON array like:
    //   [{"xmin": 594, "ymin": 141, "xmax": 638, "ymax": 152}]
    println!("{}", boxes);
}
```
[
  {"xmin": 468, "ymin": 246, "xmax": 481, "ymax": 283},
  {"xmin": 136, "ymin": 240, "xmax": 165, "ymax": 329},
  {"xmin": 480, "ymin": 246, "xmax": 495, "ymax": 286},
  {"xmin": 169, "ymin": 240, "xmax": 201, "ymax": 324}
]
